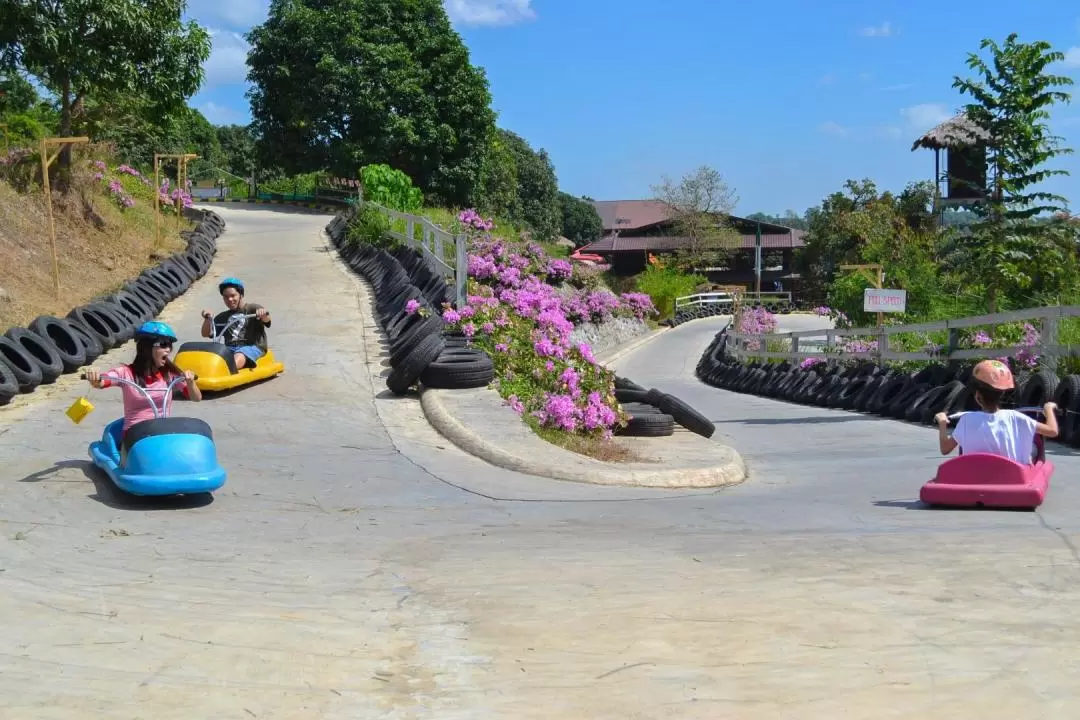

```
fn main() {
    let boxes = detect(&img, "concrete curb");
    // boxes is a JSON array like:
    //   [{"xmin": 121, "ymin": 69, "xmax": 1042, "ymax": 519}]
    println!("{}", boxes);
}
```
[{"xmin": 420, "ymin": 387, "xmax": 747, "ymax": 489}]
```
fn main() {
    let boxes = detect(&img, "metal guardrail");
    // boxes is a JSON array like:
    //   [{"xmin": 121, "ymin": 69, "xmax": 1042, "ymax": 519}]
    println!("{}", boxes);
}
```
[
  {"xmin": 367, "ymin": 201, "xmax": 468, "ymax": 307},
  {"xmin": 731, "ymin": 305, "xmax": 1080, "ymax": 372}
]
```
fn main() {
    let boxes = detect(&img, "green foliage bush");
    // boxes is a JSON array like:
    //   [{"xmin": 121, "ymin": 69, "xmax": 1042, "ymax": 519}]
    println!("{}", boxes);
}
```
[
  {"xmin": 360, "ymin": 163, "xmax": 423, "ymax": 212},
  {"xmin": 635, "ymin": 264, "xmax": 707, "ymax": 319}
]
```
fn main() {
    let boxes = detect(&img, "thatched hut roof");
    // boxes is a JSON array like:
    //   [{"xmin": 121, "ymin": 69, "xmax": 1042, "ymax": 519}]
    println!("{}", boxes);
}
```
[{"xmin": 910, "ymin": 111, "xmax": 990, "ymax": 151}]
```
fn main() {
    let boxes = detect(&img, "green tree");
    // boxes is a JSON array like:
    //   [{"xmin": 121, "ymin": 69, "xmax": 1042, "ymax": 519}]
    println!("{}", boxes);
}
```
[
  {"xmin": 246, "ymin": 0, "xmax": 496, "ymax": 207},
  {"xmin": 0, "ymin": 0, "xmax": 210, "ymax": 167},
  {"xmin": 215, "ymin": 124, "xmax": 257, "ymax": 178},
  {"xmin": 746, "ymin": 210, "xmax": 809, "ymax": 231},
  {"xmin": 558, "ymin": 192, "xmax": 602, "ymax": 245},
  {"xmin": 651, "ymin": 165, "xmax": 740, "ymax": 272},
  {"xmin": 952, "ymin": 33, "xmax": 1075, "ymax": 310},
  {"xmin": 472, "ymin": 129, "xmax": 518, "ymax": 220},
  {"xmin": 498, "ymin": 129, "xmax": 560, "ymax": 241}
]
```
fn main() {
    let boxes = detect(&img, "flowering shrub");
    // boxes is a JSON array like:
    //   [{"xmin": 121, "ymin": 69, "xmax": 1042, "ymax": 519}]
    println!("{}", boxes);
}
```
[
  {"xmin": 437, "ymin": 209, "xmax": 659, "ymax": 437},
  {"xmin": 738, "ymin": 307, "xmax": 777, "ymax": 350},
  {"xmin": 799, "ymin": 357, "xmax": 825, "ymax": 370},
  {"xmin": 89, "ymin": 160, "xmax": 137, "ymax": 210},
  {"xmin": 812, "ymin": 305, "xmax": 851, "ymax": 329}
]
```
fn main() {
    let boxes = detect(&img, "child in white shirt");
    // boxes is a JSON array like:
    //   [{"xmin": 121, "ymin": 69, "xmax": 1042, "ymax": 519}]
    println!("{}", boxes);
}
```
[{"xmin": 934, "ymin": 360, "xmax": 1058, "ymax": 464}]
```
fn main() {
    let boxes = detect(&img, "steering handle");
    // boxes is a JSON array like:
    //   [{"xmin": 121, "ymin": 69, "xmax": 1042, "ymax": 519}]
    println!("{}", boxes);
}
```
[
  {"xmin": 81, "ymin": 371, "xmax": 196, "ymax": 419},
  {"xmin": 81, "ymin": 372, "xmax": 197, "ymax": 381}
]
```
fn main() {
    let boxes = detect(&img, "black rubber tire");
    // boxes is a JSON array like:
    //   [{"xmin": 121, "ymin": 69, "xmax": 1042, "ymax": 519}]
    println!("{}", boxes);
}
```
[
  {"xmin": 110, "ymin": 290, "xmax": 154, "ymax": 324},
  {"xmin": 138, "ymin": 272, "xmax": 176, "ymax": 304},
  {"xmin": 0, "ymin": 336, "xmax": 43, "ymax": 392},
  {"xmin": 27, "ymin": 316, "xmax": 87, "ymax": 373},
  {"xmin": 622, "ymin": 401, "xmax": 662, "ymax": 416},
  {"xmin": 850, "ymin": 375, "xmax": 884, "ymax": 411},
  {"xmin": 866, "ymin": 374, "xmax": 912, "ymax": 415},
  {"xmin": 63, "ymin": 315, "xmax": 103, "ymax": 365},
  {"xmin": 127, "ymin": 279, "xmax": 165, "ymax": 314},
  {"xmin": 147, "ymin": 266, "xmax": 183, "ymax": 299},
  {"xmin": 888, "ymin": 382, "xmax": 930, "ymax": 419},
  {"xmin": 835, "ymin": 376, "xmax": 870, "ymax": 410},
  {"xmin": 1017, "ymin": 369, "xmax": 1060, "ymax": 408},
  {"xmin": 904, "ymin": 385, "xmax": 942, "ymax": 422},
  {"xmin": 920, "ymin": 380, "xmax": 968, "ymax": 424},
  {"xmin": 386, "ymin": 333, "xmax": 445, "ymax": 395},
  {"xmin": 68, "ymin": 305, "xmax": 120, "ymax": 349},
  {"xmin": 0, "ymin": 357, "xmax": 17, "ymax": 405},
  {"xmin": 420, "ymin": 348, "xmax": 495, "ymax": 389},
  {"xmin": 644, "ymin": 388, "xmax": 715, "ymax": 438},
  {"xmin": 389, "ymin": 316, "xmax": 444, "ymax": 367},
  {"xmin": 615, "ymin": 375, "xmax": 646, "ymax": 392},
  {"xmin": 87, "ymin": 302, "xmax": 135, "ymax": 344},
  {"xmin": 4, "ymin": 328, "xmax": 63, "ymax": 384},
  {"xmin": 616, "ymin": 412, "xmax": 675, "ymax": 437}
]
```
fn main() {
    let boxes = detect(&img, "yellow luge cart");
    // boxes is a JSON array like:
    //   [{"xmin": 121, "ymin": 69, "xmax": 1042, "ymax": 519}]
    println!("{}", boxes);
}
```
[{"xmin": 174, "ymin": 313, "xmax": 284, "ymax": 392}]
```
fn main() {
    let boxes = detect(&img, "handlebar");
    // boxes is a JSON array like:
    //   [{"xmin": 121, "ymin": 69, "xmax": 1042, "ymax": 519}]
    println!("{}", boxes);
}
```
[
  {"xmin": 947, "ymin": 405, "xmax": 1077, "ymax": 421},
  {"xmin": 80, "ymin": 371, "xmax": 195, "ymax": 419},
  {"xmin": 206, "ymin": 312, "xmax": 260, "ymax": 344}
]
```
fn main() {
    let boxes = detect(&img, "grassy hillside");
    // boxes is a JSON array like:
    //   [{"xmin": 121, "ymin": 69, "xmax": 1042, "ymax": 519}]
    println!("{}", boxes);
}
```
[{"xmin": 0, "ymin": 150, "xmax": 188, "ymax": 329}]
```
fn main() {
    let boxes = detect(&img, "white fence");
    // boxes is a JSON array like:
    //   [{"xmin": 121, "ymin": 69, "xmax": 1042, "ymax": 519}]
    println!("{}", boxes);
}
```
[
  {"xmin": 366, "ymin": 201, "xmax": 468, "ymax": 307},
  {"xmin": 731, "ymin": 305, "xmax": 1080, "ymax": 373}
]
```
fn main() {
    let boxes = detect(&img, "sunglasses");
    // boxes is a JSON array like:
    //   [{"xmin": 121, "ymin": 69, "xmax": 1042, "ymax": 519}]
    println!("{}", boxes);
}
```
[{"xmin": 153, "ymin": 340, "xmax": 174, "ymax": 350}]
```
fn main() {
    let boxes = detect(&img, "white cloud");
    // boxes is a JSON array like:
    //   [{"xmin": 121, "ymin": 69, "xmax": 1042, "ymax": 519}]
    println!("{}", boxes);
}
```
[
  {"xmin": 186, "ymin": 0, "xmax": 268, "ymax": 30},
  {"xmin": 818, "ymin": 121, "xmax": 849, "ymax": 137},
  {"xmin": 444, "ymin": 0, "xmax": 536, "ymax": 26},
  {"xmin": 199, "ymin": 101, "xmax": 245, "ymax": 125},
  {"xmin": 902, "ymin": 103, "xmax": 953, "ymax": 131},
  {"xmin": 859, "ymin": 22, "xmax": 895, "ymax": 38},
  {"xmin": 203, "ymin": 29, "xmax": 251, "ymax": 86},
  {"xmin": 879, "ymin": 83, "xmax": 914, "ymax": 92},
  {"xmin": 1064, "ymin": 47, "xmax": 1080, "ymax": 68}
]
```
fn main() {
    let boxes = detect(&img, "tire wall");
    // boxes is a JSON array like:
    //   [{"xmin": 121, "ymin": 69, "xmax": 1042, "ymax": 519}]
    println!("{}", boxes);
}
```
[
  {"xmin": 693, "ymin": 329, "xmax": 1080, "ymax": 447},
  {"xmin": 0, "ymin": 208, "xmax": 227, "ymax": 406}
]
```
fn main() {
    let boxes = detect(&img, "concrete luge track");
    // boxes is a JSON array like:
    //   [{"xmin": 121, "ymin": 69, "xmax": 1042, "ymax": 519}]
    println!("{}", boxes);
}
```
[{"xmin": 2, "ymin": 206, "xmax": 1080, "ymax": 718}]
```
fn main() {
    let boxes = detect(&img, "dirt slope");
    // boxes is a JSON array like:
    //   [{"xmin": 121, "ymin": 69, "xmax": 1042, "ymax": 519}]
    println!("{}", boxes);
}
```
[{"xmin": 0, "ymin": 163, "xmax": 186, "ymax": 330}]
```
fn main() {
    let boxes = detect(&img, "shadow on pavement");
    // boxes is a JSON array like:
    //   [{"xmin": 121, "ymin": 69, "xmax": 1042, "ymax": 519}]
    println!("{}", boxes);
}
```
[{"xmin": 713, "ymin": 415, "xmax": 869, "ymax": 426}]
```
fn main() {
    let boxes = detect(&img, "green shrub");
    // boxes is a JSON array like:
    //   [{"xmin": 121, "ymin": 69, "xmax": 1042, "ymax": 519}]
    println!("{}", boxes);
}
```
[
  {"xmin": 346, "ymin": 204, "xmax": 393, "ymax": 248},
  {"xmin": 635, "ymin": 263, "xmax": 707, "ymax": 319},
  {"xmin": 360, "ymin": 163, "xmax": 423, "ymax": 212}
]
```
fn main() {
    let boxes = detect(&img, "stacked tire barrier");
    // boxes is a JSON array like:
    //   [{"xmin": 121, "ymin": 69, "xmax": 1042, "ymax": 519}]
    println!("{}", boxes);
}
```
[
  {"xmin": 664, "ymin": 301, "xmax": 803, "ymax": 328},
  {"xmin": 0, "ymin": 209, "xmax": 226, "ymax": 406},
  {"xmin": 694, "ymin": 327, "xmax": 1080, "ymax": 446},
  {"xmin": 325, "ymin": 211, "xmax": 495, "ymax": 396},
  {"xmin": 612, "ymin": 374, "xmax": 716, "ymax": 439}
]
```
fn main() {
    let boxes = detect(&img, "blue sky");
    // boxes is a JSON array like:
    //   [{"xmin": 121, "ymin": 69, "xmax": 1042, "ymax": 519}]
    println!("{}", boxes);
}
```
[{"xmin": 184, "ymin": 0, "xmax": 1080, "ymax": 216}]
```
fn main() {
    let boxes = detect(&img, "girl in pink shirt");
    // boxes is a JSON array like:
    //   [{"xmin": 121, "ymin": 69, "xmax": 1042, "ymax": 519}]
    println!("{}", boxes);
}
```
[{"xmin": 84, "ymin": 321, "xmax": 202, "ymax": 435}]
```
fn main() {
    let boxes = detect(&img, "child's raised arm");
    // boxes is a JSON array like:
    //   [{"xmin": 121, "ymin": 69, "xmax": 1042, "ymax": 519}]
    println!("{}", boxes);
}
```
[{"xmin": 934, "ymin": 412, "xmax": 958, "ymax": 455}]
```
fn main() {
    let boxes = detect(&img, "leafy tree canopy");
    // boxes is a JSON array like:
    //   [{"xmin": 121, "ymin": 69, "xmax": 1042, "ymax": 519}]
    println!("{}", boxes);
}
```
[
  {"xmin": 246, "ymin": 0, "xmax": 495, "ymax": 207},
  {"xmin": 0, "ymin": 0, "xmax": 210, "ymax": 165},
  {"xmin": 558, "ymin": 192, "xmax": 602, "ymax": 246}
]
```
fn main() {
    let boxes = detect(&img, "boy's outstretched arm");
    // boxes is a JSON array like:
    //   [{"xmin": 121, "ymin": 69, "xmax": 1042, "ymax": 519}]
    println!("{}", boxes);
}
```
[{"xmin": 934, "ymin": 412, "xmax": 958, "ymax": 455}]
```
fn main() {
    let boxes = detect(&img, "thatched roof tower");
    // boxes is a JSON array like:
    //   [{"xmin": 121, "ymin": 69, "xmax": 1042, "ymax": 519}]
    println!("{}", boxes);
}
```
[{"xmin": 910, "ymin": 112, "xmax": 990, "ymax": 151}]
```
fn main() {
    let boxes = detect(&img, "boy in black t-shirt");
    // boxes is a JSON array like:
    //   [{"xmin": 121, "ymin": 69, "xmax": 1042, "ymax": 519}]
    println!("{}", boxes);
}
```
[{"xmin": 200, "ymin": 277, "xmax": 271, "ymax": 369}]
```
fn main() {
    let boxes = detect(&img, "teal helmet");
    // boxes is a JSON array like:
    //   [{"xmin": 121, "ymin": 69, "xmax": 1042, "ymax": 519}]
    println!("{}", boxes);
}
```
[
  {"xmin": 219, "ymin": 277, "xmax": 245, "ymax": 295},
  {"xmin": 134, "ymin": 320, "xmax": 177, "ymax": 343}
]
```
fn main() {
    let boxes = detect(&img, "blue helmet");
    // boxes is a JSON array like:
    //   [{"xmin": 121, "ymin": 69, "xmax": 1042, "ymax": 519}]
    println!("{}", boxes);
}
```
[
  {"xmin": 134, "ymin": 321, "xmax": 177, "ymax": 343},
  {"xmin": 219, "ymin": 277, "xmax": 245, "ymax": 295}
]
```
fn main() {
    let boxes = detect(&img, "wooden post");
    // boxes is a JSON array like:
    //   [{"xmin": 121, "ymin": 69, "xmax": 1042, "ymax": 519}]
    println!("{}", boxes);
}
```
[
  {"xmin": 153, "ymin": 154, "xmax": 161, "ymax": 249},
  {"xmin": 39, "ymin": 136, "xmax": 90, "ymax": 300}
]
